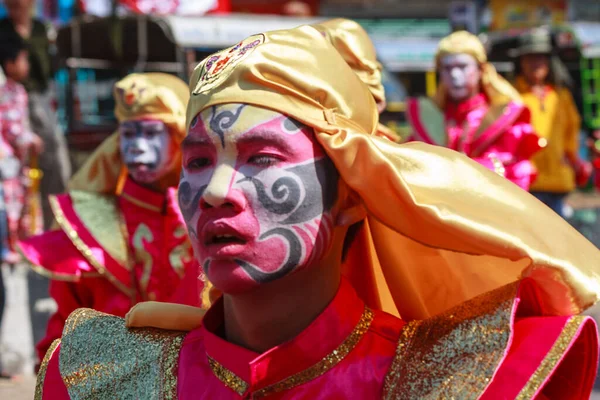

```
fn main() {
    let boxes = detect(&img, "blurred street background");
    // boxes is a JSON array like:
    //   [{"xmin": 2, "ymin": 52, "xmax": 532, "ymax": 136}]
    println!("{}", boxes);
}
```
[{"xmin": 1, "ymin": 0, "xmax": 600, "ymax": 398}]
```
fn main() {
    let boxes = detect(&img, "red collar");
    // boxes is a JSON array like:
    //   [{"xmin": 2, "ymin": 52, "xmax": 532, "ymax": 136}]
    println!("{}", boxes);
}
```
[
  {"xmin": 200, "ymin": 278, "xmax": 367, "ymax": 394},
  {"xmin": 445, "ymin": 93, "xmax": 487, "ymax": 123},
  {"xmin": 119, "ymin": 177, "xmax": 166, "ymax": 213}
]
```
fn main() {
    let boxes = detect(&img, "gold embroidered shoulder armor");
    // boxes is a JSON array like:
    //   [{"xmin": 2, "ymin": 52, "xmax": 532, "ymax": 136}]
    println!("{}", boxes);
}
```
[
  {"xmin": 382, "ymin": 282, "xmax": 518, "ymax": 399},
  {"xmin": 59, "ymin": 308, "xmax": 186, "ymax": 400}
]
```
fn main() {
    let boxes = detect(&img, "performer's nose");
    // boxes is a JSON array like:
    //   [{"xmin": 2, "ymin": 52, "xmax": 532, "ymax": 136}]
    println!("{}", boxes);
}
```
[{"xmin": 201, "ymin": 164, "xmax": 246, "ymax": 212}]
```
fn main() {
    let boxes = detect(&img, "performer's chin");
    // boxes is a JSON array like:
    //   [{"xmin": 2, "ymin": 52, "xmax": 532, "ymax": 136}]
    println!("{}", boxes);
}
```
[{"xmin": 206, "ymin": 259, "xmax": 262, "ymax": 294}]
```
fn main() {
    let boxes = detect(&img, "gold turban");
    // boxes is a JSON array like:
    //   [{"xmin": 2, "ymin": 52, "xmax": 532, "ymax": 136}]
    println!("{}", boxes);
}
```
[
  {"xmin": 313, "ymin": 19, "xmax": 385, "ymax": 106},
  {"xmin": 68, "ymin": 73, "xmax": 189, "ymax": 194},
  {"xmin": 434, "ymin": 30, "xmax": 522, "ymax": 108},
  {"xmin": 123, "ymin": 25, "xmax": 600, "ymax": 330},
  {"xmin": 312, "ymin": 19, "xmax": 399, "ymax": 142}
]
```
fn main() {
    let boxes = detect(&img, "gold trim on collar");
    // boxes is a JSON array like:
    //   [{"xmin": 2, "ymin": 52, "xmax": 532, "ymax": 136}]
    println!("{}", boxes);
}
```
[
  {"xmin": 208, "ymin": 355, "xmax": 249, "ymax": 396},
  {"xmin": 121, "ymin": 192, "xmax": 163, "ymax": 213},
  {"xmin": 516, "ymin": 317, "xmax": 584, "ymax": 399},
  {"xmin": 207, "ymin": 307, "xmax": 374, "ymax": 397},
  {"xmin": 34, "ymin": 339, "xmax": 61, "ymax": 400},
  {"xmin": 50, "ymin": 195, "xmax": 134, "ymax": 297}
]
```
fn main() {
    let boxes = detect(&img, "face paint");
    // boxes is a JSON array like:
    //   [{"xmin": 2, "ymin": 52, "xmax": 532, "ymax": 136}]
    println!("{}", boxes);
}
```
[
  {"xmin": 179, "ymin": 104, "xmax": 339, "ymax": 294},
  {"xmin": 440, "ymin": 53, "xmax": 481, "ymax": 102},
  {"xmin": 119, "ymin": 119, "xmax": 176, "ymax": 185}
]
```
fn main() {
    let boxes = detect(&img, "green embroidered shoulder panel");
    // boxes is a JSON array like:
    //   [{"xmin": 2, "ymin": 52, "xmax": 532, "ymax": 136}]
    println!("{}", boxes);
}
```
[
  {"xmin": 60, "ymin": 308, "xmax": 186, "ymax": 400},
  {"xmin": 383, "ymin": 282, "xmax": 518, "ymax": 400}
]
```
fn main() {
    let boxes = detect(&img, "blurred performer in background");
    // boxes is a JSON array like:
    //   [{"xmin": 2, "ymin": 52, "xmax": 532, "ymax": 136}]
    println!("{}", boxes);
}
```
[
  {"xmin": 0, "ymin": 29, "xmax": 44, "ymax": 264},
  {"xmin": 407, "ymin": 31, "xmax": 542, "ymax": 191},
  {"xmin": 0, "ymin": 0, "xmax": 72, "ymax": 231},
  {"xmin": 513, "ymin": 29, "xmax": 592, "ymax": 217},
  {"xmin": 19, "ymin": 73, "xmax": 197, "ymax": 364},
  {"xmin": 36, "ymin": 26, "xmax": 599, "ymax": 400},
  {"xmin": 313, "ymin": 18, "xmax": 400, "ymax": 142}
]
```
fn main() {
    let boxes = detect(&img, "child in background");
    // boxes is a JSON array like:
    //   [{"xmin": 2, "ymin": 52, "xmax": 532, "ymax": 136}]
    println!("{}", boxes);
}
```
[{"xmin": 0, "ymin": 29, "xmax": 43, "ymax": 264}]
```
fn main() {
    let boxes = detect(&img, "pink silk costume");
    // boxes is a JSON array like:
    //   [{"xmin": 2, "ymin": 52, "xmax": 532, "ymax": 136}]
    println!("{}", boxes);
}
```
[
  {"xmin": 35, "ymin": 27, "xmax": 600, "ymax": 399},
  {"xmin": 37, "ymin": 278, "xmax": 597, "ymax": 399},
  {"xmin": 407, "ymin": 31, "xmax": 543, "ymax": 191},
  {"xmin": 19, "ymin": 177, "xmax": 198, "ymax": 361},
  {"xmin": 407, "ymin": 94, "xmax": 542, "ymax": 191}
]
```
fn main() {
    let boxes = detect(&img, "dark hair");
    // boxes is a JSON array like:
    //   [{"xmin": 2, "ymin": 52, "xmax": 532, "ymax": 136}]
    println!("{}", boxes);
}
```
[
  {"xmin": 514, "ymin": 54, "xmax": 573, "ymax": 88},
  {"xmin": 0, "ymin": 28, "xmax": 27, "ymax": 69},
  {"xmin": 341, "ymin": 221, "xmax": 364, "ymax": 262}
]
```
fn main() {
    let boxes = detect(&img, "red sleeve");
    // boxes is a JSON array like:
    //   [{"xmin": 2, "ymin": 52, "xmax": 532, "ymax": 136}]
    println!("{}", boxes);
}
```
[
  {"xmin": 36, "ymin": 281, "xmax": 85, "ymax": 362},
  {"xmin": 481, "ymin": 316, "xmax": 598, "ymax": 400},
  {"xmin": 38, "ymin": 343, "xmax": 70, "ymax": 400}
]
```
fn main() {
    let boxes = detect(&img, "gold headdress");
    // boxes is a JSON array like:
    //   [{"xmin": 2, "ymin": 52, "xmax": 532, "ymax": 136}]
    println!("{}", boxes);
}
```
[
  {"xmin": 312, "ymin": 19, "xmax": 400, "ymax": 142},
  {"xmin": 68, "ymin": 73, "xmax": 189, "ymax": 194},
  {"xmin": 434, "ymin": 30, "xmax": 522, "ymax": 108}
]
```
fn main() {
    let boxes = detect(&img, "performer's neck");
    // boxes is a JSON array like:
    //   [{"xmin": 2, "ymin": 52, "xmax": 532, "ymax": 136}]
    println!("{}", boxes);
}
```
[
  {"xmin": 222, "ymin": 247, "xmax": 343, "ymax": 353},
  {"xmin": 449, "ymin": 91, "xmax": 481, "ymax": 105}
]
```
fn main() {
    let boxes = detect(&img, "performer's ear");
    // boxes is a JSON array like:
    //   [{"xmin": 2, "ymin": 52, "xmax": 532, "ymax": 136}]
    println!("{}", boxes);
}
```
[{"xmin": 335, "ymin": 190, "xmax": 366, "ymax": 227}]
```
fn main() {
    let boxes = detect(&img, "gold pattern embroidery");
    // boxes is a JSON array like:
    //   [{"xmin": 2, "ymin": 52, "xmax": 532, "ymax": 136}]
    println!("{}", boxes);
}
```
[
  {"xmin": 121, "ymin": 192, "xmax": 162, "ymax": 213},
  {"xmin": 35, "ymin": 339, "xmax": 61, "ymax": 400},
  {"xmin": 382, "ymin": 282, "xmax": 518, "ymax": 400},
  {"xmin": 472, "ymin": 104, "xmax": 522, "ymax": 157},
  {"xmin": 208, "ymin": 355, "xmax": 249, "ymax": 396},
  {"xmin": 28, "ymin": 262, "xmax": 79, "ymax": 282},
  {"xmin": 516, "ymin": 317, "xmax": 584, "ymax": 400},
  {"xmin": 132, "ymin": 223, "xmax": 154, "ymax": 291},
  {"xmin": 207, "ymin": 307, "xmax": 374, "ymax": 397},
  {"xmin": 60, "ymin": 308, "xmax": 185, "ymax": 400},
  {"xmin": 255, "ymin": 307, "xmax": 374, "ymax": 397},
  {"xmin": 70, "ymin": 191, "xmax": 130, "ymax": 267},
  {"xmin": 50, "ymin": 195, "xmax": 134, "ymax": 297},
  {"xmin": 168, "ymin": 226, "xmax": 192, "ymax": 279},
  {"xmin": 20, "ymin": 243, "xmax": 103, "ymax": 282}
]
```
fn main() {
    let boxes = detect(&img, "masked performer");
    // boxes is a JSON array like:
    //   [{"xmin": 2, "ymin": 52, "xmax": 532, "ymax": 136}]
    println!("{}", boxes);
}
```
[
  {"xmin": 19, "ymin": 73, "xmax": 197, "ymax": 363},
  {"xmin": 35, "ymin": 26, "xmax": 599, "ymax": 400},
  {"xmin": 407, "ymin": 31, "xmax": 543, "ymax": 190}
]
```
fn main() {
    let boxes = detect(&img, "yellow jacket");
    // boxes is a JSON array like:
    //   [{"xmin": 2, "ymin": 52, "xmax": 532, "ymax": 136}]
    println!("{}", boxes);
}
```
[{"xmin": 515, "ymin": 76, "xmax": 581, "ymax": 193}]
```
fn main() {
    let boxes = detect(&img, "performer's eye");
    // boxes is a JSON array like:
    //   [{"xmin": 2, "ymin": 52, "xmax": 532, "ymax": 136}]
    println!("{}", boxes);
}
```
[
  {"xmin": 186, "ymin": 157, "xmax": 211, "ymax": 170},
  {"xmin": 145, "ymin": 129, "xmax": 161, "ymax": 138},
  {"xmin": 248, "ymin": 154, "xmax": 280, "ymax": 167},
  {"xmin": 121, "ymin": 129, "xmax": 135, "ymax": 139}
]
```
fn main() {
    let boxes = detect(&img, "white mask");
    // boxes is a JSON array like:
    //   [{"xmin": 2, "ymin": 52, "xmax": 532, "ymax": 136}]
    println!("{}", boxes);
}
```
[
  {"xmin": 440, "ymin": 53, "xmax": 481, "ymax": 102},
  {"xmin": 119, "ymin": 119, "xmax": 176, "ymax": 185}
]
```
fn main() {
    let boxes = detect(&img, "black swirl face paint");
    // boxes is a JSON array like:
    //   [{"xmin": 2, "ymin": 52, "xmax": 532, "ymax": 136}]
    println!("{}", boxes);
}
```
[
  {"xmin": 181, "ymin": 104, "xmax": 340, "ymax": 293},
  {"xmin": 119, "ymin": 119, "xmax": 175, "ymax": 185},
  {"xmin": 209, "ymin": 104, "xmax": 246, "ymax": 148}
]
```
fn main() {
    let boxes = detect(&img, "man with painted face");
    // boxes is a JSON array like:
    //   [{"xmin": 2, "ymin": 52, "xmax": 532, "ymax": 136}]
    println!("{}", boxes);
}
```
[
  {"xmin": 18, "ymin": 73, "xmax": 197, "ymax": 365},
  {"xmin": 36, "ymin": 27, "xmax": 600, "ymax": 399},
  {"xmin": 407, "ymin": 31, "xmax": 543, "ymax": 191}
]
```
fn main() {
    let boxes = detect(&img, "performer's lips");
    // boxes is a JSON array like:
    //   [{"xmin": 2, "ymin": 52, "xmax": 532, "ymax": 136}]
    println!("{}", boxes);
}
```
[
  {"xmin": 127, "ymin": 162, "xmax": 157, "ymax": 171},
  {"xmin": 201, "ymin": 223, "xmax": 252, "ymax": 257}
]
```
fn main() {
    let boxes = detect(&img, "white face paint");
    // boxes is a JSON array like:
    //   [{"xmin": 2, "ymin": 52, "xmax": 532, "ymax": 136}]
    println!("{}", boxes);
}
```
[
  {"xmin": 119, "ymin": 119, "xmax": 176, "ymax": 185},
  {"xmin": 440, "ymin": 53, "xmax": 481, "ymax": 102}
]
